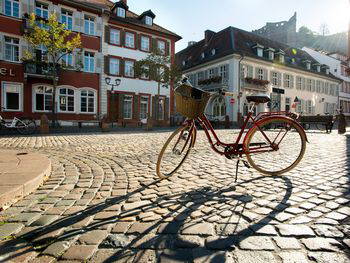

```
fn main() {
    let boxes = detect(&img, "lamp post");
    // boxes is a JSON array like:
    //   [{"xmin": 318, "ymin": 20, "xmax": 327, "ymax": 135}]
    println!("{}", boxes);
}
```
[{"xmin": 105, "ymin": 77, "xmax": 121, "ymax": 127}]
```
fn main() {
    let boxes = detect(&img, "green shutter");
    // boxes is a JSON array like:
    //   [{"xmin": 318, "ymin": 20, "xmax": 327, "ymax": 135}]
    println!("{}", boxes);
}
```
[
  {"xmin": 104, "ymin": 26, "xmax": 110, "ymax": 43},
  {"xmin": 165, "ymin": 41, "xmax": 170, "ymax": 56},
  {"xmin": 152, "ymin": 96, "xmax": 157, "ymax": 120},
  {"xmin": 134, "ymin": 33, "xmax": 138, "ymax": 49},
  {"xmin": 104, "ymin": 56, "xmax": 109, "ymax": 75},
  {"xmin": 133, "ymin": 95, "xmax": 139, "ymax": 120},
  {"xmin": 120, "ymin": 30, "xmax": 125, "ymax": 46},
  {"xmin": 118, "ymin": 94, "xmax": 124, "ymax": 119},
  {"xmin": 165, "ymin": 97, "xmax": 170, "ymax": 121},
  {"xmin": 0, "ymin": 34, "xmax": 3, "ymax": 60}
]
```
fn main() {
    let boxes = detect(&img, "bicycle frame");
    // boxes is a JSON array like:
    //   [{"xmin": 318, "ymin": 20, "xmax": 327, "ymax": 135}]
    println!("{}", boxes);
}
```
[
  {"xmin": 0, "ymin": 116, "xmax": 25, "ymax": 129},
  {"xmin": 183, "ymin": 107, "xmax": 306, "ymax": 158}
]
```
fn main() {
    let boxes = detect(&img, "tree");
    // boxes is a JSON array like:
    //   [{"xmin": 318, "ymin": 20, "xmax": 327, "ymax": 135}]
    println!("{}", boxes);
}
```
[
  {"xmin": 23, "ymin": 13, "xmax": 82, "ymax": 126},
  {"xmin": 134, "ymin": 49, "xmax": 182, "ymax": 120},
  {"xmin": 319, "ymin": 23, "xmax": 330, "ymax": 36}
]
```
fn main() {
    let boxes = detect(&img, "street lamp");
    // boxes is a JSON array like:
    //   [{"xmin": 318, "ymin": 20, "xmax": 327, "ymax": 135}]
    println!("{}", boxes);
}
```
[{"xmin": 105, "ymin": 77, "xmax": 121, "ymax": 127}]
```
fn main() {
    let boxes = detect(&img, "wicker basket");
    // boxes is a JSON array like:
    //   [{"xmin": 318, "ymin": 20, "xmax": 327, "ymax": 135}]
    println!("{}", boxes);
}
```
[{"xmin": 175, "ymin": 84, "xmax": 210, "ymax": 119}]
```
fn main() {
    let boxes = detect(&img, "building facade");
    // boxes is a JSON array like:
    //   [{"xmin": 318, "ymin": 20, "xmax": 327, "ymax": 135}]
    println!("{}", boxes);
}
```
[
  {"xmin": 0, "ymin": 0, "xmax": 180, "ymax": 127},
  {"xmin": 101, "ymin": 0, "xmax": 180, "ymax": 127},
  {"xmin": 303, "ymin": 47, "xmax": 350, "ymax": 117},
  {"xmin": 176, "ymin": 27, "xmax": 341, "ymax": 123}
]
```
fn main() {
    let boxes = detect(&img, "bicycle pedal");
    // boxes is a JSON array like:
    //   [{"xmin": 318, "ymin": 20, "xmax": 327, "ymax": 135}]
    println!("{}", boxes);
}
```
[{"xmin": 242, "ymin": 160, "xmax": 251, "ymax": 169}]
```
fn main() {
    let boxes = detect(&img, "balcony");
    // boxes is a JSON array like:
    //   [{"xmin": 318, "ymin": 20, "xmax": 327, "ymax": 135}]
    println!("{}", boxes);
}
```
[
  {"xmin": 241, "ymin": 77, "xmax": 269, "ymax": 92},
  {"xmin": 197, "ymin": 76, "xmax": 229, "ymax": 92},
  {"xmin": 24, "ymin": 60, "xmax": 61, "ymax": 79}
]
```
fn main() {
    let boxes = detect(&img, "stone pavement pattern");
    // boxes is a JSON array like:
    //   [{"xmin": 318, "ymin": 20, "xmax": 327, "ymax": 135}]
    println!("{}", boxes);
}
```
[{"xmin": 0, "ymin": 130, "xmax": 348, "ymax": 262}]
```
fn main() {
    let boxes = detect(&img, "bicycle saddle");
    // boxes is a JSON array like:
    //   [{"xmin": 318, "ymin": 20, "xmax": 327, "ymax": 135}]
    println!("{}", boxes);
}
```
[{"xmin": 246, "ymin": 95, "xmax": 271, "ymax": 104}]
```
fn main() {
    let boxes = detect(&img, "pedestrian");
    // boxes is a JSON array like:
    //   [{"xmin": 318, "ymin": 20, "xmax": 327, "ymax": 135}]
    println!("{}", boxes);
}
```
[{"xmin": 337, "ymin": 107, "xmax": 347, "ymax": 134}]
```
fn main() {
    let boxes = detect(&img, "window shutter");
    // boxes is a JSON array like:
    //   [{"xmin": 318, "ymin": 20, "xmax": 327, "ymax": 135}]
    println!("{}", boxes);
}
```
[
  {"xmin": 0, "ymin": 34, "xmax": 3, "ymax": 60},
  {"xmin": 270, "ymin": 71, "xmax": 274, "ymax": 83},
  {"xmin": 311, "ymin": 79, "xmax": 315, "ymax": 92},
  {"xmin": 120, "ymin": 30, "xmax": 125, "ymax": 46},
  {"xmin": 165, "ymin": 97, "xmax": 170, "ymax": 121},
  {"xmin": 165, "ymin": 41, "xmax": 170, "ymax": 56},
  {"xmin": 151, "ymin": 38, "xmax": 157, "ymax": 52},
  {"xmin": 290, "ymin": 75, "xmax": 294, "ymax": 89},
  {"xmin": 53, "ymin": 6, "xmax": 60, "ymax": 20},
  {"xmin": 134, "ymin": 33, "xmax": 138, "ymax": 49},
  {"xmin": 133, "ymin": 95, "xmax": 139, "ymax": 120},
  {"xmin": 214, "ymin": 67, "xmax": 219, "ymax": 76},
  {"xmin": 120, "ymin": 60, "xmax": 125, "ymax": 76},
  {"xmin": 152, "ymin": 96, "xmax": 156, "ymax": 120},
  {"xmin": 138, "ymin": 35, "xmax": 142, "ymax": 50},
  {"xmin": 118, "ymin": 94, "xmax": 124, "ymax": 119},
  {"xmin": 20, "ymin": 0, "xmax": 28, "ymax": 15},
  {"xmin": 263, "ymin": 69, "xmax": 268, "ymax": 80},
  {"xmin": 248, "ymin": 66, "xmax": 253, "ymax": 78},
  {"xmin": 301, "ymin": 77, "xmax": 305, "ymax": 90},
  {"xmin": 104, "ymin": 26, "xmax": 110, "ymax": 43},
  {"xmin": 255, "ymin": 68, "xmax": 259, "ymax": 79},
  {"xmin": 283, "ymin": 73, "xmax": 287, "ymax": 88},
  {"xmin": 96, "ymin": 17, "xmax": 102, "ymax": 37},
  {"xmin": 95, "ymin": 53, "xmax": 102, "ymax": 73},
  {"xmin": 28, "ymin": 0, "xmax": 34, "ymax": 14},
  {"xmin": 75, "ymin": 52, "xmax": 83, "ymax": 70},
  {"xmin": 48, "ymin": 3, "xmax": 54, "ymax": 17},
  {"xmin": 104, "ymin": 56, "xmax": 109, "ymax": 75},
  {"xmin": 73, "ymin": 12, "xmax": 81, "ymax": 32}
]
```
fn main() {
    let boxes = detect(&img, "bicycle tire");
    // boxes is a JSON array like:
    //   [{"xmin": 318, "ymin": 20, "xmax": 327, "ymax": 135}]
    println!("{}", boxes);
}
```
[
  {"xmin": 16, "ymin": 118, "xmax": 37, "ymax": 135},
  {"xmin": 316, "ymin": 123, "xmax": 326, "ymax": 131},
  {"xmin": 245, "ymin": 117, "xmax": 306, "ymax": 175},
  {"xmin": 156, "ymin": 124, "xmax": 196, "ymax": 179},
  {"xmin": 302, "ymin": 123, "xmax": 310, "ymax": 130}
]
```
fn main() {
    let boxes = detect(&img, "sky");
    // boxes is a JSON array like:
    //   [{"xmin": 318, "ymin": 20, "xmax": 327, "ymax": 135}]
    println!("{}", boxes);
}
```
[{"xmin": 122, "ymin": 0, "xmax": 350, "ymax": 52}]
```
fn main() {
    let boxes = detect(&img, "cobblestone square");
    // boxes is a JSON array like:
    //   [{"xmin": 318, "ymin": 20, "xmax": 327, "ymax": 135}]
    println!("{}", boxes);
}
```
[{"xmin": 0, "ymin": 130, "xmax": 349, "ymax": 262}]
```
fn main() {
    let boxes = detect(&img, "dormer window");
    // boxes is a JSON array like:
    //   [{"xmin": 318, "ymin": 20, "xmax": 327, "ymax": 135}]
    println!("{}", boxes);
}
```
[
  {"xmin": 211, "ymin": 49, "xmax": 216, "ymax": 56},
  {"xmin": 326, "ymin": 68, "xmax": 330, "ymax": 74},
  {"xmin": 182, "ymin": 61, "xmax": 186, "ymax": 66},
  {"xmin": 117, "ymin": 7, "xmax": 126, "ymax": 18},
  {"xmin": 304, "ymin": 60, "xmax": 311, "ymax": 70},
  {"xmin": 145, "ymin": 16, "xmax": 152, "ymax": 25},
  {"xmin": 265, "ymin": 48, "xmax": 275, "ymax": 60},
  {"xmin": 201, "ymin": 52, "xmax": 205, "ymax": 59},
  {"xmin": 252, "ymin": 43, "xmax": 264, "ymax": 57},
  {"xmin": 314, "ymin": 64, "xmax": 321, "ymax": 72}
]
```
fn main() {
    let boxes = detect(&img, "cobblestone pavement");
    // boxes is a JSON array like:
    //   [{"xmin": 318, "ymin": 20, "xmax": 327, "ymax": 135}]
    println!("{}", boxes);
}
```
[{"xmin": 0, "ymin": 130, "xmax": 349, "ymax": 263}]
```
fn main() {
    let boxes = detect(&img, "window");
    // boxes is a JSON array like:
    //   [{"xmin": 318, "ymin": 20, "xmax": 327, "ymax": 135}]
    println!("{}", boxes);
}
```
[
  {"xmin": 208, "ymin": 68, "xmax": 215, "ymax": 79},
  {"xmin": 257, "ymin": 48, "xmax": 263, "ymax": 57},
  {"xmin": 306, "ymin": 100, "xmax": 313, "ymax": 114},
  {"xmin": 84, "ymin": 52, "xmax": 94, "ymax": 72},
  {"xmin": 59, "ymin": 88, "xmax": 75, "ymax": 112},
  {"xmin": 285, "ymin": 97, "xmax": 291, "ymax": 112},
  {"xmin": 61, "ymin": 53, "xmax": 73, "ymax": 67},
  {"xmin": 268, "ymin": 51, "xmax": 274, "ymax": 60},
  {"xmin": 296, "ymin": 76, "xmax": 303, "ymax": 90},
  {"xmin": 140, "ymin": 96, "xmax": 149, "ymax": 119},
  {"xmin": 158, "ymin": 97, "xmax": 165, "ymax": 120},
  {"xmin": 35, "ymin": 2, "xmax": 48, "ymax": 19},
  {"xmin": 306, "ymin": 62, "xmax": 311, "ymax": 70},
  {"xmin": 36, "ymin": 44, "xmax": 48, "ymax": 61},
  {"xmin": 141, "ymin": 65, "xmax": 149, "ymax": 79},
  {"xmin": 34, "ymin": 85, "xmax": 52, "ymax": 111},
  {"xmin": 197, "ymin": 71, "xmax": 204, "ymax": 81},
  {"xmin": 110, "ymin": 29, "xmax": 120, "ymax": 45},
  {"xmin": 125, "ymin": 32, "xmax": 135, "ymax": 48},
  {"xmin": 219, "ymin": 65, "xmax": 228, "ymax": 79},
  {"xmin": 324, "ymin": 82, "xmax": 329, "ymax": 94},
  {"xmin": 4, "ymin": 36, "xmax": 19, "ymax": 62},
  {"xmin": 5, "ymin": 0, "xmax": 19, "ymax": 18},
  {"xmin": 284, "ymin": 74, "xmax": 291, "ymax": 88},
  {"xmin": 140, "ymin": 36, "xmax": 150, "ymax": 51},
  {"xmin": 257, "ymin": 68, "xmax": 264, "ymax": 80},
  {"xmin": 157, "ymin": 40, "xmax": 166, "ymax": 55},
  {"xmin": 211, "ymin": 49, "xmax": 216, "ymax": 56},
  {"xmin": 80, "ymin": 90, "xmax": 95, "ymax": 113},
  {"xmin": 213, "ymin": 96, "xmax": 226, "ymax": 119},
  {"xmin": 145, "ymin": 16, "xmax": 152, "ymax": 25},
  {"xmin": 316, "ymin": 80, "xmax": 321, "ymax": 93},
  {"xmin": 61, "ymin": 10, "xmax": 73, "ymax": 30},
  {"xmin": 306, "ymin": 79, "xmax": 312, "ymax": 91},
  {"xmin": 84, "ymin": 16, "xmax": 95, "ymax": 35},
  {"xmin": 123, "ymin": 95, "xmax": 133, "ymax": 119},
  {"xmin": 279, "ymin": 55, "xmax": 285, "ymax": 63},
  {"xmin": 109, "ymin": 58, "xmax": 120, "ymax": 75},
  {"xmin": 117, "ymin": 7, "xmax": 125, "ymax": 18},
  {"xmin": 201, "ymin": 52, "xmax": 205, "ymax": 59},
  {"xmin": 2, "ymin": 82, "xmax": 22, "ymax": 111},
  {"xmin": 272, "ymin": 72, "xmax": 278, "ymax": 86},
  {"xmin": 124, "ymin": 60, "xmax": 134, "ymax": 77}
]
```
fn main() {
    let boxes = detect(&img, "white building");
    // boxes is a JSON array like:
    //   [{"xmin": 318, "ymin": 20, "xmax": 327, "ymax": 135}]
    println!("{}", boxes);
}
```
[
  {"xmin": 177, "ymin": 27, "xmax": 341, "ymax": 123},
  {"xmin": 100, "ymin": 0, "xmax": 181, "ymax": 126},
  {"xmin": 303, "ymin": 47, "xmax": 350, "ymax": 117}
]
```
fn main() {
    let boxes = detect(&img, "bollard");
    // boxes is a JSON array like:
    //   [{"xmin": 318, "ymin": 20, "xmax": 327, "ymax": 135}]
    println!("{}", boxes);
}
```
[
  {"xmin": 40, "ymin": 114, "xmax": 49, "ymax": 134},
  {"xmin": 338, "ymin": 109, "xmax": 347, "ymax": 134},
  {"xmin": 146, "ymin": 114, "xmax": 153, "ymax": 131}
]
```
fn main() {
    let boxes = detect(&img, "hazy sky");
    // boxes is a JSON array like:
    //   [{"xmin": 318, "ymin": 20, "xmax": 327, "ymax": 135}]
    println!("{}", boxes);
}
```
[{"xmin": 123, "ymin": 0, "xmax": 350, "ymax": 52}]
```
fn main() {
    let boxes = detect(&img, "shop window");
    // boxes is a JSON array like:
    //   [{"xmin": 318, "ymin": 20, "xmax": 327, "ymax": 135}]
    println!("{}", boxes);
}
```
[
  {"xmin": 5, "ymin": 0, "xmax": 19, "ymax": 18},
  {"xmin": 123, "ymin": 95, "xmax": 133, "ymax": 119},
  {"xmin": 59, "ymin": 88, "xmax": 75, "ymax": 112},
  {"xmin": 35, "ymin": 85, "xmax": 53, "ymax": 111},
  {"xmin": 4, "ymin": 36, "xmax": 19, "ymax": 62},
  {"xmin": 1, "ymin": 82, "xmax": 22, "ymax": 111},
  {"xmin": 80, "ymin": 89, "xmax": 95, "ymax": 113},
  {"xmin": 140, "ymin": 96, "xmax": 149, "ymax": 119},
  {"xmin": 213, "ymin": 96, "xmax": 226, "ymax": 119}
]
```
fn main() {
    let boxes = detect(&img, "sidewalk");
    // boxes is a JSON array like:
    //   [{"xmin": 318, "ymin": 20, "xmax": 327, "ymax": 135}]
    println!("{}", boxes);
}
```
[{"xmin": 0, "ymin": 150, "xmax": 51, "ymax": 210}]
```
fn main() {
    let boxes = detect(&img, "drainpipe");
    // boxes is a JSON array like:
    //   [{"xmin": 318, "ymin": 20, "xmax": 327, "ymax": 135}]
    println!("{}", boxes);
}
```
[{"xmin": 237, "ymin": 51, "xmax": 244, "ymax": 126}]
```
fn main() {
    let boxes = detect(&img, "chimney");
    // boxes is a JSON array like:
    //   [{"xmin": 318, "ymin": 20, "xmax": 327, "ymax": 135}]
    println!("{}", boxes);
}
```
[
  {"xmin": 188, "ymin": 41, "xmax": 196, "ymax": 47},
  {"xmin": 204, "ymin": 30, "xmax": 215, "ymax": 45}
]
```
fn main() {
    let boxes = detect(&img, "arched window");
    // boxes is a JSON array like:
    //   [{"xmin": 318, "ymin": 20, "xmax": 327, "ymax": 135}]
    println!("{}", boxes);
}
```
[
  {"xmin": 212, "ymin": 96, "xmax": 226, "ymax": 119},
  {"xmin": 80, "ymin": 89, "xmax": 96, "ymax": 113},
  {"xmin": 34, "ymin": 85, "xmax": 53, "ymax": 112},
  {"xmin": 58, "ymin": 87, "xmax": 75, "ymax": 112}
]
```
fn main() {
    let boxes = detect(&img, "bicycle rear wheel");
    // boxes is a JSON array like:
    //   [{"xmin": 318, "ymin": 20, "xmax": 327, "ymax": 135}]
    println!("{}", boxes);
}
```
[
  {"xmin": 245, "ymin": 117, "xmax": 306, "ymax": 175},
  {"xmin": 16, "ymin": 118, "xmax": 36, "ymax": 135},
  {"xmin": 156, "ymin": 124, "xmax": 196, "ymax": 179}
]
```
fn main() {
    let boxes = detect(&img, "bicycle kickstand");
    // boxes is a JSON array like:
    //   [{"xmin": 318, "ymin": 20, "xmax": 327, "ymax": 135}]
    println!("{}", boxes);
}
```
[{"xmin": 235, "ymin": 159, "xmax": 251, "ymax": 183}]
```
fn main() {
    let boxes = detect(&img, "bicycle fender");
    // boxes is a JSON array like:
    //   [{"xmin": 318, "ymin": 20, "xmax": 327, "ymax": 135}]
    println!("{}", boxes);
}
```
[{"xmin": 243, "ymin": 115, "xmax": 309, "ymax": 148}]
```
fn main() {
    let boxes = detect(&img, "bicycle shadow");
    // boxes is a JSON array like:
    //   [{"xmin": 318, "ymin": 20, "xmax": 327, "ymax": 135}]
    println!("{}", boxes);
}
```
[{"xmin": 0, "ymin": 175, "xmax": 292, "ymax": 262}]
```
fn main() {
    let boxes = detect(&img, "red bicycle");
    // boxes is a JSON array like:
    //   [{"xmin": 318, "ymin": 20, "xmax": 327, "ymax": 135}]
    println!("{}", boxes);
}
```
[{"xmin": 156, "ymin": 81, "xmax": 307, "ymax": 179}]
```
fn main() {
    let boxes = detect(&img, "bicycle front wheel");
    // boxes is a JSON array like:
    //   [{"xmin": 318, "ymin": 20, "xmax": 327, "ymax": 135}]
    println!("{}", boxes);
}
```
[
  {"xmin": 245, "ymin": 117, "xmax": 306, "ymax": 175},
  {"xmin": 156, "ymin": 124, "xmax": 196, "ymax": 179},
  {"xmin": 16, "ymin": 118, "xmax": 36, "ymax": 135}
]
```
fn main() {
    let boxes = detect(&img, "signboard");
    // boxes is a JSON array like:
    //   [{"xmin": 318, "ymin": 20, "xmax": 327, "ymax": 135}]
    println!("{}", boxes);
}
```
[
  {"xmin": 230, "ymin": 98, "xmax": 235, "ymax": 104},
  {"xmin": 272, "ymin": 88, "xmax": 285, "ymax": 94},
  {"xmin": 0, "ymin": 68, "xmax": 15, "ymax": 76}
]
